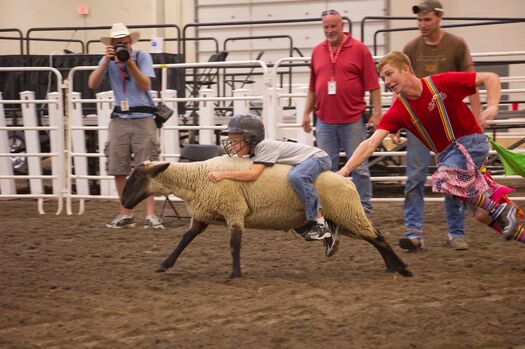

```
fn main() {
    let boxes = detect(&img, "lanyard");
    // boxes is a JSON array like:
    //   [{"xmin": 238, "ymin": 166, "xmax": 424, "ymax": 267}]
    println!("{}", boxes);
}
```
[
  {"xmin": 327, "ymin": 35, "xmax": 346, "ymax": 79},
  {"xmin": 117, "ymin": 62, "xmax": 128, "ymax": 95},
  {"xmin": 398, "ymin": 76, "xmax": 456, "ymax": 153}
]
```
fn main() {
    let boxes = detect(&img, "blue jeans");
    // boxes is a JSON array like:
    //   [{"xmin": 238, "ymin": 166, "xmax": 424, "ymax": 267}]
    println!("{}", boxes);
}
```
[
  {"xmin": 436, "ymin": 133, "xmax": 489, "ymax": 171},
  {"xmin": 288, "ymin": 156, "xmax": 331, "ymax": 222},
  {"xmin": 315, "ymin": 118, "xmax": 372, "ymax": 210},
  {"xmin": 403, "ymin": 132, "xmax": 465, "ymax": 239}
]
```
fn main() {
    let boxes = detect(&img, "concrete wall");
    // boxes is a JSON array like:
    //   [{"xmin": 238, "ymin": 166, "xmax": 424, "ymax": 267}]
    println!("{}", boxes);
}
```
[
  {"xmin": 0, "ymin": 0, "xmax": 523, "ymax": 70},
  {"xmin": 2, "ymin": 0, "xmax": 522, "ymax": 56},
  {"xmin": 0, "ymin": 0, "xmax": 194, "ymax": 56}
]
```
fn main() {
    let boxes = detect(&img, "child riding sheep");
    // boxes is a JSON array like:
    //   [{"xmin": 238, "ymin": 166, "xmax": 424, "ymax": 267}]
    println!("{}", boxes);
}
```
[{"xmin": 207, "ymin": 113, "xmax": 338, "ymax": 257}]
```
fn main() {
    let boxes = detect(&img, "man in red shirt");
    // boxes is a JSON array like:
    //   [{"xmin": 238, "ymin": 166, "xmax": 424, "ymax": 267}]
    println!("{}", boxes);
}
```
[
  {"xmin": 397, "ymin": 0, "xmax": 480, "ymax": 251},
  {"xmin": 338, "ymin": 51, "xmax": 525, "ymax": 244},
  {"xmin": 302, "ymin": 9, "xmax": 381, "ymax": 213}
]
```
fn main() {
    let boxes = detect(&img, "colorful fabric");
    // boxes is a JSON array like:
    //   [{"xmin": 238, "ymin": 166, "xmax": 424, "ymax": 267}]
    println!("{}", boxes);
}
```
[
  {"xmin": 431, "ymin": 142, "xmax": 489, "ymax": 199},
  {"xmin": 509, "ymin": 225, "xmax": 525, "ymax": 242},
  {"xmin": 489, "ymin": 212, "xmax": 525, "ymax": 243},
  {"xmin": 475, "ymin": 193, "xmax": 499, "ymax": 214},
  {"xmin": 377, "ymin": 72, "xmax": 481, "ymax": 153},
  {"xmin": 309, "ymin": 33, "xmax": 380, "ymax": 124},
  {"xmin": 480, "ymin": 166, "xmax": 514, "ymax": 202},
  {"xmin": 481, "ymin": 166, "xmax": 523, "ymax": 218}
]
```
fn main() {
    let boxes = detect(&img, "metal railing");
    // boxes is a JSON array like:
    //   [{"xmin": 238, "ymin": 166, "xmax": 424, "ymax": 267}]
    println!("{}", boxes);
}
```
[
  {"xmin": 0, "ymin": 67, "xmax": 66, "ymax": 214},
  {"xmin": 25, "ymin": 24, "xmax": 181, "ymax": 55},
  {"xmin": 65, "ymin": 60, "xmax": 269, "ymax": 214}
]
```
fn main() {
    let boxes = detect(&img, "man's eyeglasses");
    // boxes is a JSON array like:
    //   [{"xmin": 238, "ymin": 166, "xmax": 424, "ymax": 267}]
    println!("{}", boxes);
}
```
[{"xmin": 321, "ymin": 9, "xmax": 340, "ymax": 17}]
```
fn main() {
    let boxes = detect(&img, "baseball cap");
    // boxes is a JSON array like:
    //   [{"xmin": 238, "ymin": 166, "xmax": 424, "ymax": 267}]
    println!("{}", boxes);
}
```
[{"xmin": 412, "ymin": 0, "xmax": 444, "ymax": 14}]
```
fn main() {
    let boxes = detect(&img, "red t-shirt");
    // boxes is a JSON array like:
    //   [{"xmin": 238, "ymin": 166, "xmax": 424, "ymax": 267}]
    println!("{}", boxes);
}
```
[
  {"xmin": 377, "ymin": 72, "xmax": 481, "ymax": 153},
  {"xmin": 309, "ymin": 33, "xmax": 380, "ymax": 124}
]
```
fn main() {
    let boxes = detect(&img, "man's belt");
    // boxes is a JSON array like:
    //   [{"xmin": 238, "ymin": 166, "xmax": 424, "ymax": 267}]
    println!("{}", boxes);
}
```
[{"xmin": 112, "ymin": 106, "xmax": 156, "ymax": 114}]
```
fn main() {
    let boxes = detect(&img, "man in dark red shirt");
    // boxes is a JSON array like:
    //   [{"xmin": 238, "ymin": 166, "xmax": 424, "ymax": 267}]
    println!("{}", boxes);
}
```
[
  {"xmin": 338, "ymin": 51, "xmax": 525, "ymax": 245},
  {"xmin": 302, "ymin": 9, "xmax": 381, "ymax": 213}
]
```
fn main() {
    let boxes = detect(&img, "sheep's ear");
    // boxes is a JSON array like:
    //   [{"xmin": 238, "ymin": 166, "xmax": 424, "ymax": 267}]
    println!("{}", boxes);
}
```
[{"xmin": 149, "ymin": 163, "xmax": 170, "ymax": 178}]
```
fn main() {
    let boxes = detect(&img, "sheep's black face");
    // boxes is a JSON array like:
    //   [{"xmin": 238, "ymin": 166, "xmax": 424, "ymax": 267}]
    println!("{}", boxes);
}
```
[{"xmin": 122, "ymin": 164, "xmax": 151, "ymax": 209}]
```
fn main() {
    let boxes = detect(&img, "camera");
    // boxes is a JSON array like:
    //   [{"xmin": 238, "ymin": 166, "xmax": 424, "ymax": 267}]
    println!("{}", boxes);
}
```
[{"xmin": 113, "ymin": 44, "xmax": 130, "ymax": 62}]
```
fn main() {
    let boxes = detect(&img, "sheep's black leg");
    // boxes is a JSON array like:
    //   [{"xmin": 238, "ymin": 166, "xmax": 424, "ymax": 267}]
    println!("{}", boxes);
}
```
[
  {"xmin": 229, "ymin": 224, "xmax": 242, "ymax": 278},
  {"xmin": 156, "ymin": 219, "xmax": 208, "ymax": 273},
  {"xmin": 362, "ymin": 229, "xmax": 413, "ymax": 277}
]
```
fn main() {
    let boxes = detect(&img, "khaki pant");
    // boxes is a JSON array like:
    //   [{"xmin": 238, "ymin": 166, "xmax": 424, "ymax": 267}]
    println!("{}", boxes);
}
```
[{"xmin": 104, "ymin": 117, "xmax": 160, "ymax": 175}]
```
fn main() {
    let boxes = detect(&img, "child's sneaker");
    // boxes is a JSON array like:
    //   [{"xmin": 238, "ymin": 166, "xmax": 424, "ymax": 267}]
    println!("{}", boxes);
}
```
[
  {"xmin": 302, "ymin": 223, "xmax": 331, "ymax": 241},
  {"xmin": 106, "ymin": 215, "xmax": 136, "ymax": 229},
  {"xmin": 144, "ymin": 215, "xmax": 165, "ymax": 229}
]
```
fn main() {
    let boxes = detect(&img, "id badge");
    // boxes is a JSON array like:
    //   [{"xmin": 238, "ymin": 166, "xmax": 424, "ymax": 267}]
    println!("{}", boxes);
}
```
[
  {"xmin": 120, "ymin": 99, "xmax": 129, "ymax": 111},
  {"xmin": 328, "ymin": 80, "xmax": 336, "ymax": 95}
]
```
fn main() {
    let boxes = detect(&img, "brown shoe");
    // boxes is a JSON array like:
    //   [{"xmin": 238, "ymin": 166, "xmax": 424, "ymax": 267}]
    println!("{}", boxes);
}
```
[
  {"xmin": 444, "ymin": 236, "xmax": 469, "ymax": 250},
  {"xmin": 399, "ymin": 237, "xmax": 424, "ymax": 251}
]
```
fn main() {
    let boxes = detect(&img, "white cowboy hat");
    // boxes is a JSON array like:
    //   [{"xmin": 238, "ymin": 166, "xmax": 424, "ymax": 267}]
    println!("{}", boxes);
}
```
[{"xmin": 100, "ymin": 23, "xmax": 140, "ymax": 46}]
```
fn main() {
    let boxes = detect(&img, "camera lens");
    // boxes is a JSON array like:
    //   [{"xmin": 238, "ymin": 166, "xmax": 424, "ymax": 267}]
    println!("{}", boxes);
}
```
[{"xmin": 114, "ymin": 45, "xmax": 130, "ymax": 62}]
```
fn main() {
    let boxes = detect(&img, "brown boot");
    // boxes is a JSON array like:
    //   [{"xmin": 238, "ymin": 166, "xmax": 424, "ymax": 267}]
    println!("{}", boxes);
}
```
[
  {"xmin": 399, "ymin": 237, "xmax": 424, "ymax": 251},
  {"xmin": 444, "ymin": 236, "xmax": 469, "ymax": 250}
]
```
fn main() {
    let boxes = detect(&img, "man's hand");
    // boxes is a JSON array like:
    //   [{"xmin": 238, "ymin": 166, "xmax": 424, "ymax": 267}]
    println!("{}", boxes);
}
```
[
  {"xmin": 389, "ymin": 130, "xmax": 403, "ymax": 145},
  {"xmin": 477, "ymin": 105, "xmax": 499, "ymax": 129},
  {"xmin": 366, "ymin": 111, "xmax": 381, "ymax": 129},
  {"xmin": 337, "ymin": 167, "xmax": 350, "ymax": 177},
  {"xmin": 104, "ymin": 45, "xmax": 116, "ymax": 63},
  {"xmin": 208, "ymin": 171, "xmax": 225, "ymax": 183},
  {"xmin": 302, "ymin": 114, "xmax": 312, "ymax": 133}
]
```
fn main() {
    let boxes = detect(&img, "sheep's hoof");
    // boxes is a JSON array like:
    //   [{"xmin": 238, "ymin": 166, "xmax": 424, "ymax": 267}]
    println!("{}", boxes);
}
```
[
  {"xmin": 399, "ymin": 268, "xmax": 413, "ymax": 277},
  {"xmin": 387, "ymin": 266, "xmax": 413, "ymax": 277},
  {"xmin": 156, "ymin": 264, "xmax": 169, "ymax": 273},
  {"xmin": 229, "ymin": 271, "xmax": 241, "ymax": 279}
]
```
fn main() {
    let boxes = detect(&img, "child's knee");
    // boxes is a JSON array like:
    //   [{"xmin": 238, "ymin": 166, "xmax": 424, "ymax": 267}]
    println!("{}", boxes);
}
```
[{"xmin": 288, "ymin": 172, "xmax": 304, "ymax": 186}]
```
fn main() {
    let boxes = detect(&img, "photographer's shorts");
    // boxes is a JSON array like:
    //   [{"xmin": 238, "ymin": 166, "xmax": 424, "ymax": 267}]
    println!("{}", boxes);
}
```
[{"xmin": 104, "ymin": 117, "xmax": 160, "ymax": 176}]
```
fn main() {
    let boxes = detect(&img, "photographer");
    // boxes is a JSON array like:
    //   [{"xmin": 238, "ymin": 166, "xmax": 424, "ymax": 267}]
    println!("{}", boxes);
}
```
[{"xmin": 88, "ymin": 23, "xmax": 164, "ymax": 229}]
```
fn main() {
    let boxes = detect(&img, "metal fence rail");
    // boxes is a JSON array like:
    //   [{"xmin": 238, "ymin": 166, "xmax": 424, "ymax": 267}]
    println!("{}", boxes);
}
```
[{"xmin": 0, "ymin": 67, "xmax": 65, "ymax": 214}]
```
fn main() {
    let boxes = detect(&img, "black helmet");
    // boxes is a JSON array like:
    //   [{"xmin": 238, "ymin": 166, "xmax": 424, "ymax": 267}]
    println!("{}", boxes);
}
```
[{"xmin": 223, "ymin": 113, "xmax": 265, "ymax": 147}]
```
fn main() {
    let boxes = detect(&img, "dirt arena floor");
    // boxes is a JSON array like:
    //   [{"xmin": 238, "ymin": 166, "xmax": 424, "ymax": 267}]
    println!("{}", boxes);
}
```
[{"xmin": 1, "ymin": 195, "xmax": 525, "ymax": 349}]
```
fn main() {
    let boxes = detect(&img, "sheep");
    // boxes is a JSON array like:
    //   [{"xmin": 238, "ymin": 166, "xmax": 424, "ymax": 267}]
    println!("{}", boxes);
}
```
[{"xmin": 122, "ymin": 156, "xmax": 412, "ymax": 278}]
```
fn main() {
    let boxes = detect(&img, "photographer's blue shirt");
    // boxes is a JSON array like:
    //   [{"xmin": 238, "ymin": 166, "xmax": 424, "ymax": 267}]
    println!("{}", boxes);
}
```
[{"xmin": 99, "ymin": 49, "xmax": 156, "ymax": 119}]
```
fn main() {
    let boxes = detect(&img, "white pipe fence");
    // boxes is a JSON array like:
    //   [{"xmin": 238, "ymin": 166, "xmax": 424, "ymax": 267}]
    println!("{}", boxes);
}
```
[
  {"xmin": 0, "ymin": 67, "xmax": 65, "ymax": 214},
  {"xmin": 64, "ymin": 60, "xmax": 269, "ymax": 214},
  {"xmin": 0, "ymin": 53, "xmax": 524, "ymax": 214}
]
